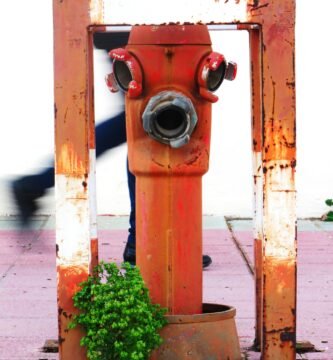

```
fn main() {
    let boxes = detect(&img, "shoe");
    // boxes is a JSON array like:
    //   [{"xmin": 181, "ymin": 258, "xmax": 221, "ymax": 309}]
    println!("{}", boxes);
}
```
[
  {"xmin": 123, "ymin": 242, "xmax": 212, "ymax": 269},
  {"xmin": 123, "ymin": 242, "xmax": 136, "ymax": 266},
  {"xmin": 202, "ymin": 255, "xmax": 212, "ymax": 268},
  {"xmin": 11, "ymin": 177, "xmax": 43, "ymax": 227}
]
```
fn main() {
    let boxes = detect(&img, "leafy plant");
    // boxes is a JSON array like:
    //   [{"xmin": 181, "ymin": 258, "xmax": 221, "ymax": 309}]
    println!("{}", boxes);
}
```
[
  {"xmin": 322, "ymin": 199, "xmax": 333, "ymax": 221},
  {"xmin": 69, "ymin": 262, "xmax": 167, "ymax": 360}
]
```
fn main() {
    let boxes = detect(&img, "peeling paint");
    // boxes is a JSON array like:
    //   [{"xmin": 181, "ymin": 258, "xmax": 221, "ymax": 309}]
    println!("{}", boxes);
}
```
[
  {"xmin": 89, "ymin": 149, "xmax": 98, "ymax": 271},
  {"xmin": 89, "ymin": 149, "xmax": 98, "ymax": 240},
  {"xmin": 56, "ymin": 175, "xmax": 90, "ymax": 266},
  {"xmin": 57, "ymin": 143, "xmax": 86, "ymax": 176},
  {"xmin": 263, "ymin": 161, "xmax": 296, "ymax": 260},
  {"xmin": 264, "ymin": 159, "xmax": 295, "ymax": 192},
  {"xmin": 247, "ymin": 3, "xmax": 296, "ymax": 356},
  {"xmin": 89, "ymin": 0, "xmax": 104, "ymax": 24},
  {"xmin": 253, "ymin": 152, "xmax": 263, "ymax": 239},
  {"xmin": 103, "ymin": 0, "xmax": 248, "ymax": 25},
  {"xmin": 57, "ymin": 264, "xmax": 88, "ymax": 358}
]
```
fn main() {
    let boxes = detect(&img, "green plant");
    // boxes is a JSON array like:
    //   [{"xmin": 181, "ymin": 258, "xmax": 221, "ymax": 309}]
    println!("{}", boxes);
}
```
[
  {"xmin": 69, "ymin": 262, "xmax": 167, "ymax": 360},
  {"xmin": 322, "ymin": 199, "xmax": 333, "ymax": 221}
]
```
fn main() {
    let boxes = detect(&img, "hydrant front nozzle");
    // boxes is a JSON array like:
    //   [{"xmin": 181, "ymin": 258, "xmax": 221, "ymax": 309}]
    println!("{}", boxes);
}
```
[
  {"xmin": 142, "ymin": 91, "xmax": 197, "ymax": 148},
  {"xmin": 154, "ymin": 105, "xmax": 188, "ymax": 139}
]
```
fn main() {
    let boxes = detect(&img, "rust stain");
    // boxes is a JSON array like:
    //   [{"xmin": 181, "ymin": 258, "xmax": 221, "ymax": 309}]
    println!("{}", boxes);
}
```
[
  {"xmin": 151, "ymin": 158, "xmax": 165, "ymax": 167},
  {"xmin": 54, "ymin": 1, "xmax": 96, "ymax": 357},
  {"xmin": 185, "ymin": 153, "xmax": 202, "ymax": 166},
  {"xmin": 57, "ymin": 264, "xmax": 89, "ymax": 356},
  {"xmin": 249, "ymin": 2, "xmax": 269, "ymax": 13},
  {"xmin": 286, "ymin": 80, "xmax": 295, "ymax": 89},
  {"xmin": 152, "ymin": 304, "xmax": 240, "ymax": 359},
  {"xmin": 249, "ymin": 3, "xmax": 296, "ymax": 358},
  {"xmin": 57, "ymin": 143, "xmax": 86, "ymax": 175},
  {"xmin": 54, "ymin": 103, "xmax": 58, "ymax": 119},
  {"xmin": 89, "ymin": 0, "xmax": 104, "ymax": 24},
  {"xmin": 63, "ymin": 107, "xmax": 69, "ymax": 122},
  {"xmin": 266, "ymin": 23, "xmax": 289, "ymax": 47},
  {"xmin": 271, "ymin": 78, "xmax": 276, "ymax": 121},
  {"xmin": 90, "ymin": 238, "xmax": 98, "ymax": 271},
  {"xmin": 57, "ymin": 264, "xmax": 88, "ymax": 313},
  {"xmin": 249, "ymin": 0, "xmax": 260, "ymax": 6},
  {"xmin": 68, "ymin": 38, "xmax": 82, "ymax": 48},
  {"xmin": 249, "ymin": 29, "xmax": 262, "ymax": 153}
]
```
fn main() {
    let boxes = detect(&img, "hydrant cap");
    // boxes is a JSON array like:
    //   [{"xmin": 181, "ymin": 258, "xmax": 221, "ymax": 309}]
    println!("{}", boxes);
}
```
[{"xmin": 128, "ymin": 25, "xmax": 211, "ymax": 45}]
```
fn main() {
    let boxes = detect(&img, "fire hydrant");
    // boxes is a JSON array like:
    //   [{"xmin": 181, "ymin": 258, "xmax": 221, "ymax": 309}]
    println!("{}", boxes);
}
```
[{"xmin": 107, "ymin": 25, "xmax": 236, "ymax": 315}]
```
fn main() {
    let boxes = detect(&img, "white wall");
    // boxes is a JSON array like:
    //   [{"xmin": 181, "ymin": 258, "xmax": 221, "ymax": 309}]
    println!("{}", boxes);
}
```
[{"xmin": 0, "ymin": 0, "xmax": 332, "ymax": 218}]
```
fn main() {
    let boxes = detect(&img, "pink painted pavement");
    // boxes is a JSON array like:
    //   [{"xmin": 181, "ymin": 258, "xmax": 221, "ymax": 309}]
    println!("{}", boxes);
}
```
[{"xmin": 0, "ymin": 216, "xmax": 332, "ymax": 359}]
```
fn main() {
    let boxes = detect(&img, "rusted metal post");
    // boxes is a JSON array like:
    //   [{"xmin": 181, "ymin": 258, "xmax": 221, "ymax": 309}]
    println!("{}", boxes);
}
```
[
  {"xmin": 249, "ymin": 27, "xmax": 263, "ymax": 350},
  {"xmin": 248, "ymin": 1, "xmax": 297, "ymax": 358},
  {"xmin": 53, "ymin": 1, "xmax": 100, "ymax": 358}
]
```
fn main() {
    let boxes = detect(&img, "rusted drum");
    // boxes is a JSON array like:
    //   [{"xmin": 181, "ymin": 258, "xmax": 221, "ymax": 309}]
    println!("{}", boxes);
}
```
[{"xmin": 151, "ymin": 304, "xmax": 241, "ymax": 360}]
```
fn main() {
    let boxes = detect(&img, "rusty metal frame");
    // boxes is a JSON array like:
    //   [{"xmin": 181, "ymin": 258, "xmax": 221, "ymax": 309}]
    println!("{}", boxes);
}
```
[
  {"xmin": 247, "ymin": 4, "xmax": 296, "ymax": 357},
  {"xmin": 53, "ymin": 1, "xmax": 296, "ymax": 358},
  {"xmin": 53, "ymin": 2, "xmax": 98, "ymax": 358},
  {"xmin": 248, "ymin": 25, "xmax": 265, "ymax": 350}
]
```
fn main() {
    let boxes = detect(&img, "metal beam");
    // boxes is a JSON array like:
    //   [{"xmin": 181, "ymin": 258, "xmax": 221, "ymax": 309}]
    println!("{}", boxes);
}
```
[{"xmin": 53, "ymin": 1, "xmax": 99, "ymax": 358}]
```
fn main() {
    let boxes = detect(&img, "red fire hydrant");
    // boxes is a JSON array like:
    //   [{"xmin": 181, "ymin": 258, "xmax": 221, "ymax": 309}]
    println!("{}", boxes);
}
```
[{"xmin": 107, "ymin": 25, "xmax": 236, "ymax": 315}]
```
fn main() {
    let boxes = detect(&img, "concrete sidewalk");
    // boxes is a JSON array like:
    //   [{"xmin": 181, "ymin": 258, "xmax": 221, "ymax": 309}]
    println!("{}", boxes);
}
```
[{"xmin": 0, "ymin": 216, "xmax": 332, "ymax": 359}]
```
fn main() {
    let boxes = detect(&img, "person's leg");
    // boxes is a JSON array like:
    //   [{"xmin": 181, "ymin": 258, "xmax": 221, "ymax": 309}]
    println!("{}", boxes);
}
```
[
  {"xmin": 123, "ymin": 159, "xmax": 136, "ymax": 264},
  {"xmin": 126, "ymin": 160, "xmax": 136, "ymax": 246},
  {"xmin": 122, "ymin": 159, "xmax": 212, "ymax": 268},
  {"xmin": 95, "ymin": 111, "xmax": 126, "ymax": 157},
  {"xmin": 12, "ymin": 167, "xmax": 54, "ymax": 226},
  {"xmin": 12, "ymin": 111, "xmax": 126, "ymax": 226}
]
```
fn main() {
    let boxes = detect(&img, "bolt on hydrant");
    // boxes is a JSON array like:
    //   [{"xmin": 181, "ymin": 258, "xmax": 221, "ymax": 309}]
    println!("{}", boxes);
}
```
[{"xmin": 107, "ymin": 24, "xmax": 236, "ymax": 315}]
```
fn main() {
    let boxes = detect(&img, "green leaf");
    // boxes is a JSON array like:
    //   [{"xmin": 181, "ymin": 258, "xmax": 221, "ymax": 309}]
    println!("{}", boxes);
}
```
[
  {"xmin": 324, "ymin": 211, "xmax": 333, "ymax": 222},
  {"xmin": 325, "ymin": 199, "xmax": 333, "ymax": 207},
  {"xmin": 68, "ymin": 262, "xmax": 167, "ymax": 359}
]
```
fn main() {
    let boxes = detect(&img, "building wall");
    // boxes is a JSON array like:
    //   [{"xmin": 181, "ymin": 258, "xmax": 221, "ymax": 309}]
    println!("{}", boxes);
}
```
[{"xmin": 0, "ymin": 0, "xmax": 332, "ymax": 218}]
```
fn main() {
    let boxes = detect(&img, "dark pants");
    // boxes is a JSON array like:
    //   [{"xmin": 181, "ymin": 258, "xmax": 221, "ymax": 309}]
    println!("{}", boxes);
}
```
[{"xmin": 26, "ymin": 111, "xmax": 136, "ymax": 245}]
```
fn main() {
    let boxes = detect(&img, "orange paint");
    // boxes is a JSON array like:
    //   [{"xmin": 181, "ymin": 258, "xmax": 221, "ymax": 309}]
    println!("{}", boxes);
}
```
[
  {"xmin": 248, "ymin": 2, "xmax": 296, "ymax": 358},
  {"xmin": 124, "ymin": 25, "xmax": 215, "ymax": 315},
  {"xmin": 90, "ymin": 238, "xmax": 98, "ymax": 271},
  {"xmin": 54, "ymin": 1, "xmax": 98, "ymax": 359},
  {"xmin": 54, "ymin": 0, "xmax": 92, "ymax": 177},
  {"xmin": 57, "ymin": 265, "xmax": 89, "ymax": 359}
]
